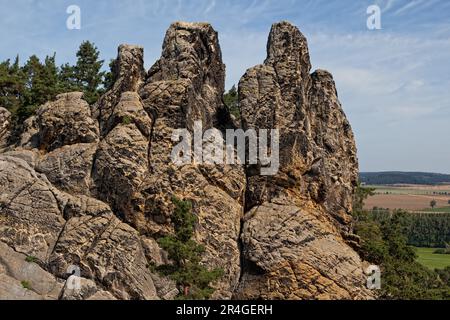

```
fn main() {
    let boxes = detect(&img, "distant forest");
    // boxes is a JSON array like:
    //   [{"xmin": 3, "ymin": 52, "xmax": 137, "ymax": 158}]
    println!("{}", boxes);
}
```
[{"xmin": 360, "ymin": 172, "xmax": 450, "ymax": 185}]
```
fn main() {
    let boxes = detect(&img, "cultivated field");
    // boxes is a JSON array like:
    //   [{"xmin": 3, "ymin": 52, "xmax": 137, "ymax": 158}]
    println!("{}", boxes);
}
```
[
  {"xmin": 364, "ymin": 184, "xmax": 450, "ymax": 212},
  {"xmin": 415, "ymin": 247, "xmax": 450, "ymax": 270}
]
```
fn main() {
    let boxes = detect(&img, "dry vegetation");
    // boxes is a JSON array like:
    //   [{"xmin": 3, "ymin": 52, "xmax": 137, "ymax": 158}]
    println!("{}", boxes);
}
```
[{"xmin": 364, "ymin": 184, "xmax": 450, "ymax": 211}]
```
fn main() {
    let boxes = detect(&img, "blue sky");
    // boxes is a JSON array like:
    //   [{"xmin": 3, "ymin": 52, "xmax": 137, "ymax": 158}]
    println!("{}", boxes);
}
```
[{"xmin": 1, "ymin": 0, "xmax": 449, "ymax": 173}]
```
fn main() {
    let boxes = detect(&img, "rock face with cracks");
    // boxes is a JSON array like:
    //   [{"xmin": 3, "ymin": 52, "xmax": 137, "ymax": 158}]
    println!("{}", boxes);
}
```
[
  {"xmin": 235, "ymin": 21, "xmax": 369, "ymax": 299},
  {"xmin": 0, "ymin": 21, "xmax": 371, "ymax": 300}
]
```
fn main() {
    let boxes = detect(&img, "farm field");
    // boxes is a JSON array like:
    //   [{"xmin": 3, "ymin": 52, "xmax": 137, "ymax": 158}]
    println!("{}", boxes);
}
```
[
  {"xmin": 364, "ymin": 184, "xmax": 450, "ymax": 211},
  {"xmin": 415, "ymin": 247, "xmax": 450, "ymax": 270}
]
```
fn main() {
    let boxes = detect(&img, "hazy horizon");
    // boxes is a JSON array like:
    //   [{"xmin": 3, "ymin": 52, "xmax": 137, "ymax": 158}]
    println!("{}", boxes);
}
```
[{"xmin": 1, "ymin": 0, "xmax": 449, "ymax": 173}]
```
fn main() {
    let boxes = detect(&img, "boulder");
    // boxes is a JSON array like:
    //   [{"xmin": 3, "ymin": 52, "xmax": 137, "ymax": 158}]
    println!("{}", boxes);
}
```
[
  {"xmin": 60, "ymin": 276, "xmax": 117, "ymax": 300},
  {"xmin": 36, "ymin": 92, "xmax": 99, "ymax": 151}
]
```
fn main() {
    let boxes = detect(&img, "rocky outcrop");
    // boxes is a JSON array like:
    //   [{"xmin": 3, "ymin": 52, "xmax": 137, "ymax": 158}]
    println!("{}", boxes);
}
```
[
  {"xmin": 36, "ymin": 92, "xmax": 99, "ymax": 152},
  {"xmin": 0, "ymin": 155, "xmax": 66, "ymax": 261},
  {"xmin": 36, "ymin": 143, "xmax": 97, "ymax": 195},
  {"xmin": 0, "ymin": 242, "xmax": 63, "ymax": 300},
  {"xmin": 48, "ymin": 213, "xmax": 158, "ymax": 300},
  {"xmin": 235, "ymin": 21, "xmax": 369, "ymax": 299},
  {"xmin": 92, "ymin": 92, "xmax": 151, "ymax": 224},
  {"xmin": 0, "ymin": 21, "xmax": 371, "ymax": 300},
  {"xmin": 137, "ymin": 22, "xmax": 245, "ymax": 298},
  {"xmin": 93, "ymin": 45, "xmax": 146, "ymax": 136},
  {"xmin": 0, "ymin": 107, "xmax": 11, "ymax": 150}
]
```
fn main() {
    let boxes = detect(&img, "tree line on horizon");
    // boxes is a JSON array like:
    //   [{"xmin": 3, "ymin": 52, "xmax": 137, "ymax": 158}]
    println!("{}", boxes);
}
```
[
  {"xmin": 360, "ymin": 172, "xmax": 450, "ymax": 185},
  {"xmin": 0, "ymin": 41, "xmax": 116, "ymax": 124}
]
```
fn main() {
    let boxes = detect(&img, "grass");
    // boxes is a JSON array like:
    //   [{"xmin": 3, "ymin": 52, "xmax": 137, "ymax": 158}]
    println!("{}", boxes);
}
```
[
  {"xmin": 415, "ymin": 247, "xmax": 450, "ymax": 270},
  {"xmin": 122, "ymin": 115, "xmax": 132, "ymax": 125},
  {"xmin": 25, "ymin": 256, "xmax": 38, "ymax": 263},
  {"xmin": 21, "ymin": 280, "xmax": 32, "ymax": 290},
  {"xmin": 366, "ymin": 185, "xmax": 450, "ymax": 196}
]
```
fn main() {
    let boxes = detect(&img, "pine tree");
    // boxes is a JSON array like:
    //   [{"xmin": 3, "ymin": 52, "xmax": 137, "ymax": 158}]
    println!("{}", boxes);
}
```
[
  {"xmin": 58, "ymin": 62, "xmax": 79, "ymax": 93},
  {"xmin": 0, "ymin": 56, "xmax": 25, "ymax": 114},
  {"xmin": 18, "ymin": 54, "xmax": 59, "ymax": 120},
  {"xmin": 74, "ymin": 41, "xmax": 105, "ymax": 104},
  {"xmin": 103, "ymin": 58, "xmax": 118, "ymax": 91},
  {"xmin": 223, "ymin": 85, "xmax": 239, "ymax": 119},
  {"xmin": 155, "ymin": 197, "xmax": 223, "ymax": 300}
]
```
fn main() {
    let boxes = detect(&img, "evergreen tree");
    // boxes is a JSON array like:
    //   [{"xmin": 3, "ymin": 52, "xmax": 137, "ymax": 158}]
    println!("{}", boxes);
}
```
[
  {"xmin": 155, "ymin": 197, "xmax": 223, "ymax": 300},
  {"xmin": 103, "ymin": 58, "xmax": 118, "ymax": 91},
  {"xmin": 223, "ymin": 85, "xmax": 239, "ymax": 119},
  {"xmin": 58, "ymin": 62, "xmax": 79, "ymax": 93},
  {"xmin": 0, "ymin": 56, "xmax": 25, "ymax": 114},
  {"xmin": 17, "ymin": 54, "xmax": 59, "ymax": 120},
  {"xmin": 74, "ymin": 41, "xmax": 105, "ymax": 104},
  {"xmin": 353, "ymin": 182, "xmax": 375, "ymax": 212}
]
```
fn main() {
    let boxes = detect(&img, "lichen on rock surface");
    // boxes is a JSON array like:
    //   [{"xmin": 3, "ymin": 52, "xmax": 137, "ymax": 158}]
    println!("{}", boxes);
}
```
[{"xmin": 0, "ymin": 21, "xmax": 371, "ymax": 300}]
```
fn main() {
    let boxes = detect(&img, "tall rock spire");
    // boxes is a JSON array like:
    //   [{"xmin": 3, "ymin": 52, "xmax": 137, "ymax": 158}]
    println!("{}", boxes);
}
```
[{"xmin": 235, "ymin": 21, "xmax": 370, "ymax": 300}]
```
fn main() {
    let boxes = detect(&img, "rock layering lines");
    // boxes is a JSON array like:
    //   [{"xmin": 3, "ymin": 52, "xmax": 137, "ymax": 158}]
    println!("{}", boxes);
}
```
[{"xmin": 0, "ymin": 21, "xmax": 371, "ymax": 300}]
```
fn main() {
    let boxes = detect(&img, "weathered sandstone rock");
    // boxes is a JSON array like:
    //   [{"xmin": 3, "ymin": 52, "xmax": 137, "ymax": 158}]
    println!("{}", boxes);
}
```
[
  {"xmin": 36, "ymin": 143, "xmax": 97, "ymax": 195},
  {"xmin": 137, "ymin": 22, "xmax": 245, "ymax": 298},
  {"xmin": 0, "ymin": 21, "xmax": 371, "ymax": 301},
  {"xmin": 235, "ymin": 21, "xmax": 370, "ymax": 299},
  {"xmin": 0, "ymin": 242, "xmax": 63, "ymax": 300},
  {"xmin": 36, "ymin": 92, "xmax": 99, "ymax": 152},
  {"xmin": 48, "ymin": 213, "xmax": 158, "ymax": 300},
  {"xmin": 0, "ymin": 107, "xmax": 11, "ymax": 149},
  {"xmin": 93, "ymin": 45, "xmax": 146, "ymax": 136},
  {"xmin": 0, "ymin": 155, "xmax": 66, "ymax": 261}
]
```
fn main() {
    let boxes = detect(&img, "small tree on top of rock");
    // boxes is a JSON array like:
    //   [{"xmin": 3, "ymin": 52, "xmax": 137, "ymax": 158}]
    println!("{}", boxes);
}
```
[{"xmin": 155, "ymin": 197, "xmax": 223, "ymax": 300}]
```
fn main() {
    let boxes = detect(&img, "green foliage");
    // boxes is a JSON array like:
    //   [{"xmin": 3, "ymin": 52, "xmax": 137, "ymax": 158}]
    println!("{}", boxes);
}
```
[
  {"xmin": 1, "ymin": 40, "xmax": 109, "ymax": 126},
  {"xmin": 353, "ymin": 184, "xmax": 450, "ymax": 299},
  {"xmin": 21, "ymin": 281, "xmax": 31, "ymax": 290},
  {"xmin": 155, "ymin": 197, "xmax": 223, "ymax": 300},
  {"xmin": 103, "ymin": 58, "xmax": 118, "ymax": 91},
  {"xmin": 406, "ymin": 213, "xmax": 450, "ymax": 247},
  {"xmin": 430, "ymin": 199, "xmax": 437, "ymax": 209},
  {"xmin": 58, "ymin": 63, "xmax": 79, "ymax": 93},
  {"xmin": 434, "ymin": 244, "xmax": 450, "ymax": 255},
  {"xmin": 16, "ymin": 54, "xmax": 60, "ymax": 121},
  {"xmin": 25, "ymin": 256, "xmax": 38, "ymax": 263},
  {"xmin": 360, "ymin": 171, "xmax": 450, "ymax": 185},
  {"xmin": 436, "ymin": 267, "xmax": 450, "ymax": 283},
  {"xmin": 223, "ymin": 85, "xmax": 240, "ymax": 119},
  {"xmin": 353, "ymin": 182, "xmax": 375, "ymax": 212},
  {"xmin": 121, "ymin": 115, "xmax": 132, "ymax": 125},
  {"xmin": 74, "ymin": 41, "xmax": 105, "ymax": 104},
  {"xmin": 0, "ymin": 56, "xmax": 25, "ymax": 114}
]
